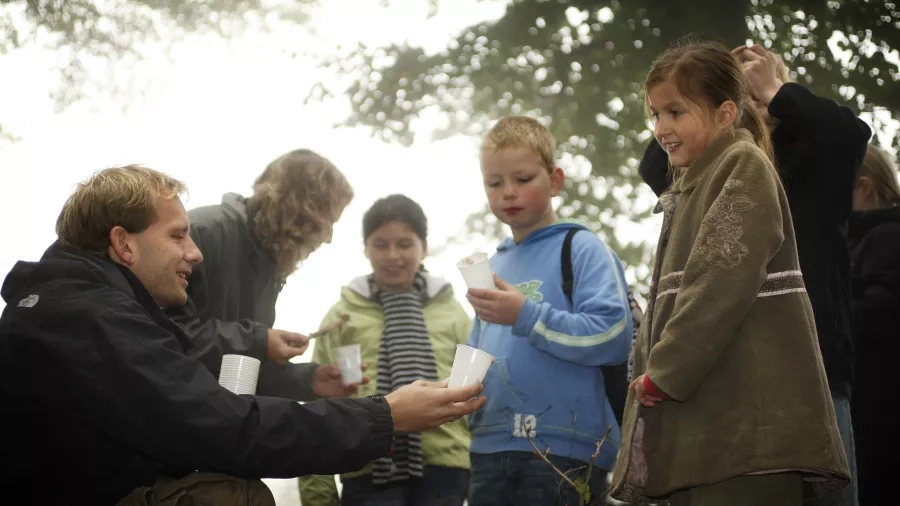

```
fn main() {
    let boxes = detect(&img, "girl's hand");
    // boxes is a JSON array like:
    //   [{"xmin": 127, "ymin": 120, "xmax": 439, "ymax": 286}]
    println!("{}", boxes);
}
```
[{"xmin": 630, "ymin": 374, "xmax": 664, "ymax": 407}]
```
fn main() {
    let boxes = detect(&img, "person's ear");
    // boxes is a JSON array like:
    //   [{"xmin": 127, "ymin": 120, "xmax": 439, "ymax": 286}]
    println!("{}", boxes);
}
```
[
  {"xmin": 857, "ymin": 176, "xmax": 874, "ymax": 200},
  {"xmin": 717, "ymin": 100, "xmax": 738, "ymax": 128},
  {"xmin": 108, "ymin": 226, "xmax": 137, "ymax": 266},
  {"xmin": 549, "ymin": 167, "xmax": 565, "ymax": 197}
]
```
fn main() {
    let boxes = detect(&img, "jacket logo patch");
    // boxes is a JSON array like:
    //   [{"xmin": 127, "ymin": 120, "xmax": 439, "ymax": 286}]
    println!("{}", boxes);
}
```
[
  {"xmin": 515, "ymin": 280, "xmax": 544, "ymax": 303},
  {"xmin": 17, "ymin": 294, "xmax": 39, "ymax": 308}
]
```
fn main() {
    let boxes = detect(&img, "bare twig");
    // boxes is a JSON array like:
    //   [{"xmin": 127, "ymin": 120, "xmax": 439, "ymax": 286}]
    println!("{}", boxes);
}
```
[
  {"xmin": 524, "ymin": 423, "xmax": 579, "ymax": 489},
  {"xmin": 309, "ymin": 313, "xmax": 350, "ymax": 338},
  {"xmin": 526, "ymin": 424, "xmax": 615, "ymax": 506},
  {"xmin": 585, "ymin": 425, "xmax": 613, "ymax": 481}
]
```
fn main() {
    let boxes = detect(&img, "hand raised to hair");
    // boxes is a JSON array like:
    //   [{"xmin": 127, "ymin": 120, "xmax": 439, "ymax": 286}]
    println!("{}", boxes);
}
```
[{"xmin": 733, "ymin": 43, "xmax": 784, "ymax": 106}]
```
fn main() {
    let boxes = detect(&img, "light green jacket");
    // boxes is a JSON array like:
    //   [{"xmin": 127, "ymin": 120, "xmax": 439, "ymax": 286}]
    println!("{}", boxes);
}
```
[{"xmin": 297, "ymin": 273, "xmax": 474, "ymax": 506}]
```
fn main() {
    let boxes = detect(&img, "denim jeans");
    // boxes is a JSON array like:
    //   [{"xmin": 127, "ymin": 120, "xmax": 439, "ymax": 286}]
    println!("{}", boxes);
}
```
[
  {"xmin": 339, "ymin": 466, "xmax": 469, "ymax": 506},
  {"xmin": 468, "ymin": 451, "xmax": 608, "ymax": 506},
  {"xmin": 807, "ymin": 391, "xmax": 858, "ymax": 506}
]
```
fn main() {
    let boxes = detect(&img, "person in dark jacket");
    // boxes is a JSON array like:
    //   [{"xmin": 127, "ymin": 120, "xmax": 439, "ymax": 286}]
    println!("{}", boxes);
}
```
[
  {"xmin": 0, "ymin": 165, "xmax": 487, "ymax": 505},
  {"xmin": 848, "ymin": 144, "xmax": 900, "ymax": 506},
  {"xmin": 164, "ymin": 149, "xmax": 358, "ymax": 402},
  {"xmin": 637, "ymin": 43, "xmax": 871, "ymax": 506}
]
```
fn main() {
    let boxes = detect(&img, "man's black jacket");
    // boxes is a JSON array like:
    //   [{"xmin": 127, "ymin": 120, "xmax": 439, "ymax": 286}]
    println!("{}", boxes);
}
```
[{"xmin": 0, "ymin": 246, "xmax": 392, "ymax": 505}]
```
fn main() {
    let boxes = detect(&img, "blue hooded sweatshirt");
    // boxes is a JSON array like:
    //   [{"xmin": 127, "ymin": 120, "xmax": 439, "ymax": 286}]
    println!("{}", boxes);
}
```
[{"xmin": 467, "ymin": 220, "xmax": 631, "ymax": 471}]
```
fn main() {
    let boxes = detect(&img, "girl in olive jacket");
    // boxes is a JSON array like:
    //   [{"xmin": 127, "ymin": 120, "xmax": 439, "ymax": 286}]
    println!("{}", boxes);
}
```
[{"xmin": 610, "ymin": 41, "xmax": 848, "ymax": 506}]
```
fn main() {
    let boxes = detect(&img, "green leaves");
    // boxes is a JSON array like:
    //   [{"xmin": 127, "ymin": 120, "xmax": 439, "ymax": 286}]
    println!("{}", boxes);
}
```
[{"xmin": 320, "ymin": 0, "xmax": 899, "ymax": 281}]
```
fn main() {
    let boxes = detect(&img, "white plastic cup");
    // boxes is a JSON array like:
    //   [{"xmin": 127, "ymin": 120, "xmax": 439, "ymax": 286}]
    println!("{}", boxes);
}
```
[
  {"xmin": 457, "ymin": 252, "xmax": 496, "ymax": 290},
  {"xmin": 334, "ymin": 344, "xmax": 363, "ymax": 386},
  {"xmin": 219, "ymin": 354, "xmax": 261, "ymax": 395},
  {"xmin": 448, "ymin": 344, "xmax": 495, "ymax": 389}
]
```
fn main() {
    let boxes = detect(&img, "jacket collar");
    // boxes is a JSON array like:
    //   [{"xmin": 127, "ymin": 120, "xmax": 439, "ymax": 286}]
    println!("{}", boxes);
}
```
[
  {"xmin": 39, "ymin": 243, "xmax": 195, "ymax": 351},
  {"xmin": 849, "ymin": 204, "xmax": 900, "ymax": 243},
  {"xmin": 674, "ymin": 129, "xmax": 753, "ymax": 193}
]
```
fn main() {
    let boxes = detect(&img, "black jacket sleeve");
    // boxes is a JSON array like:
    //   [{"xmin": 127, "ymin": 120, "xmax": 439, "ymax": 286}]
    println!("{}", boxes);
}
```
[
  {"xmin": 164, "ymin": 224, "xmax": 321, "ymax": 402},
  {"xmin": 768, "ymin": 82, "xmax": 872, "ymax": 200},
  {"xmin": 638, "ymin": 138, "xmax": 672, "ymax": 197},
  {"xmin": 29, "ymin": 299, "xmax": 393, "ymax": 478},
  {"xmin": 256, "ymin": 361, "xmax": 318, "ymax": 401}
]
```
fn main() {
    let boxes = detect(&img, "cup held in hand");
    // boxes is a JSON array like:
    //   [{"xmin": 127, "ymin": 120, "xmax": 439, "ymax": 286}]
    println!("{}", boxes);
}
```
[
  {"xmin": 448, "ymin": 344, "xmax": 494, "ymax": 389},
  {"xmin": 457, "ymin": 252, "xmax": 496, "ymax": 290},
  {"xmin": 219, "ymin": 354, "xmax": 261, "ymax": 395},
  {"xmin": 334, "ymin": 344, "xmax": 363, "ymax": 386}
]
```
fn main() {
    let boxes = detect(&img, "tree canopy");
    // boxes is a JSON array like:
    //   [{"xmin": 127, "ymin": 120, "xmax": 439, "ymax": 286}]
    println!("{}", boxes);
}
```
[{"xmin": 310, "ymin": 0, "xmax": 900, "ymax": 281}]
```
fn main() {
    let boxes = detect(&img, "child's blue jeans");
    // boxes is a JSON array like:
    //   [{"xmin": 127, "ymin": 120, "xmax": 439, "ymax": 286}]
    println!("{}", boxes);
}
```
[{"xmin": 468, "ymin": 451, "xmax": 608, "ymax": 506}]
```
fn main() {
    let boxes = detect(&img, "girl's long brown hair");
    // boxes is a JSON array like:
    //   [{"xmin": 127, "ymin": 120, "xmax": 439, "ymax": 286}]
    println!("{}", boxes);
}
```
[{"xmin": 645, "ymin": 37, "xmax": 774, "ymax": 163}]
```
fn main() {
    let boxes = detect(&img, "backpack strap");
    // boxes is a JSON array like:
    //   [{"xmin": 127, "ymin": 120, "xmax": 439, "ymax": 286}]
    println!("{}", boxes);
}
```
[
  {"xmin": 560, "ymin": 226, "xmax": 632, "ymax": 426},
  {"xmin": 561, "ymin": 228, "xmax": 581, "ymax": 305}
]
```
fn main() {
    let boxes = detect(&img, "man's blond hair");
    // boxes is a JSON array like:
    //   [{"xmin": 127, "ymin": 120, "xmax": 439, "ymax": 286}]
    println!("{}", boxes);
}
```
[
  {"xmin": 481, "ymin": 116, "xmax": 556, "ymax": 171},
  {"xmin": 56, "ymin": 165, "xmax": 187, "ymax": 253}
]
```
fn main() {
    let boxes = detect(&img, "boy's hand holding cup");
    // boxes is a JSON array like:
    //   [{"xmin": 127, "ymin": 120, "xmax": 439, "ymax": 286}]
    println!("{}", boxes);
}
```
[
  {"xmin": 458, "ymin": 252, "xmax": 525, "ymax": 325},
  {"xmin": 457, "ymin": 252, "xmax": 496, "ymax": 290}
]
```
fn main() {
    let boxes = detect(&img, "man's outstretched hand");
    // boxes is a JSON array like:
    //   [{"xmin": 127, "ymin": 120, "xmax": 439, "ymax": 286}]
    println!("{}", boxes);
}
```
[{"xmin": 386, "ymin": 380, "xmax": 487, "ymax": 433}]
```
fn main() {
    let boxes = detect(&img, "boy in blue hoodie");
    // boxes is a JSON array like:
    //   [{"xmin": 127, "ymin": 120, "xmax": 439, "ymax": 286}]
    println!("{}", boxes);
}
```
[{"xmin": 466, "ymin": 116, "xmax": 632, "ymax": 506}]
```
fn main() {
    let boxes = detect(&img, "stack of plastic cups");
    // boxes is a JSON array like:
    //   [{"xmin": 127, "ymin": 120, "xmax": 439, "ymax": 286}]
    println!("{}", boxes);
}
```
[{"xmin": 218, "ymin": 354, "xmax": 261, "ymax": 395}]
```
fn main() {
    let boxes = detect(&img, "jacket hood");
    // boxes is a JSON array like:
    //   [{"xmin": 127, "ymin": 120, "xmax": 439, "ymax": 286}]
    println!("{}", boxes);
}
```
[
  {"xmin": 2, "ymin": 244, "xmax": 128, "ymax": 305},
  {"xmin": 220, "ymin": 193, "xmax": 249, "ymax": 220},
  {"xmin": 496, "ymin": 219, "xmax": 591, "ymax": 252}
]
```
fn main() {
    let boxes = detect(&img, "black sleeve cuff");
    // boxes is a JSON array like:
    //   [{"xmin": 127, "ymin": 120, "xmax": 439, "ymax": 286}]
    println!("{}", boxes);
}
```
[
  {"xmin": 248, "ymin": 323, "xmax": 270, "ymax": 362},
  {"xmin": 355, "ymin": 395, "xmax": 394, "ymax": 455}
]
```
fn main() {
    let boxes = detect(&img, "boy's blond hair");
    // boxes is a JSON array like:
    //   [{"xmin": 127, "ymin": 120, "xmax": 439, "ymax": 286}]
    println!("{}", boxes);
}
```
[
  {"xmin": 481, "ymin": 116, "xmax": 556, "ymax": 171},
  {"xmin": 56, "ymin": 165, "xmax": 186, "ymax": 254}
]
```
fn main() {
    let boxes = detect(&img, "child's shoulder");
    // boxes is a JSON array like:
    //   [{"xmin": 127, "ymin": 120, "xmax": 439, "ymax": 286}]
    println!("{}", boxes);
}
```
[
  {"xmin": 710, "ymin": 134, "xmax": 775, "ymax": 181},
  {"xmin": 724, "ymin": 137, "xmax": 768, "ymax": 160},
  {"xmin": 718, "ymin": 130, "xmax": 770, "ymax": 164},
  {"xmin": 562, "ymin": 227, "xmax": 621, "ymax": 268}
]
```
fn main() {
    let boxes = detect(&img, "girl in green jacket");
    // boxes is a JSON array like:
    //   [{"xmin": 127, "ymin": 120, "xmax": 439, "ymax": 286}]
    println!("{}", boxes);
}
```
[{"xmin": 298, "ymin": 194, "xmax": 473, "ymax": 506}]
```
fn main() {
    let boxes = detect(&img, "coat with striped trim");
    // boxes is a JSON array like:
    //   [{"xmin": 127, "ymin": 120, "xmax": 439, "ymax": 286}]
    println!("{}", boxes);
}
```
[{"xmin": 610, "ymin": 129, "xmax": 849, "ymax": 502}]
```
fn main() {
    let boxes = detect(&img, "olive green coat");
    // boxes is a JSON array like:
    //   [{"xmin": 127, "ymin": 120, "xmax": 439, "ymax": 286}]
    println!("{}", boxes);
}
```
[{"xmin": 610, "ymin": 130, "xmax": 849, "ymax": 502}]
